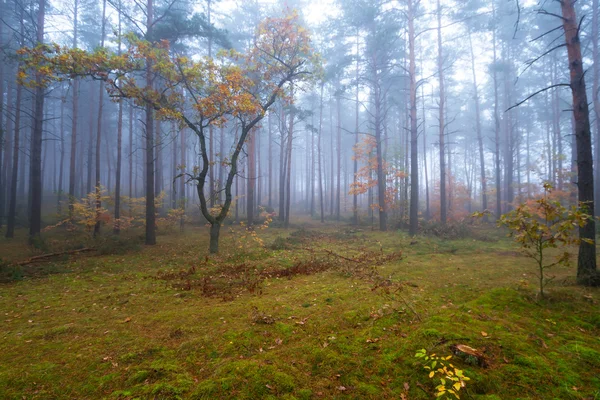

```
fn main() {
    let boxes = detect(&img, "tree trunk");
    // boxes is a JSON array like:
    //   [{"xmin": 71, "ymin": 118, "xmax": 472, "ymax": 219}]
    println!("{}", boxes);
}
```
[
  {"xmin": 93, "ymin": 0, "xmax": 107, "ymax": 236},
  {"xmin": 268, "ymin": 112, "xmax": 273, "ymax": 208},
  {"xmin": 437, "ymin": 0, "xmax": 446, "ymax": 224},
  {"xmin": 336, "ymin": 82, "xmax": 341, "ymax": 221},
  {"xmin": 145, "ymin": 0, "xmax": 156, "ymax": 245},
  {"xmin": 318, "ymin": 83, "xmax": 325, "ymax": 223},
  {"xmin": 353, "ymin": 31, "xmax": 360, "ymax": 225},
  {"xmin": 560, "ymin": 1, "xmax": 598, "ymax": 286},
  {"xmin": 209, "ymin": 222, "xmax": 220, "ymax": 253},
  {"xmin": 469, "ymin": 30, "xmax": 487, "ymax": 219},
  {"xmin": 247, "ymin": 129, "xmax": 256, "ymax": 226},
  {"xmin": 408, "ymin": 0, "xmax": 419, "ymax": 236},
  {"xmin": 128, "ymin": 102, "xmax": 133, "ymax": 200},
  {"xmin": 6, "ymin": 66, "xmax": 23, "ymax": 238},
  {"xmin": 57, "ymin": 88, "xmax": 65, "ymax": 214},
  {"xmin": 492, "ymin": 2, "xmax": 502, "ymax": 219},
  {"xmin": 592, "ymin": 0, "xmax": 600, "ymax": 215},
  {"xmin": 29, "ymin": 0, "xmax": 46, "ymax": 241},
  {"xmin": 285, "ymin": 91, "xmax": 295, "ymax": 228}
]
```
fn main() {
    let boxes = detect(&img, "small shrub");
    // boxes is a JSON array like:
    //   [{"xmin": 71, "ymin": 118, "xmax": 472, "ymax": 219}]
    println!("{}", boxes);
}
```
[
  {"xmin": 415, "ymin": 348, "xmax": 470, "ymax": 399},
  {"xmin": 495, "ymin": 183, "xmax": 592, "ymax": 297}
]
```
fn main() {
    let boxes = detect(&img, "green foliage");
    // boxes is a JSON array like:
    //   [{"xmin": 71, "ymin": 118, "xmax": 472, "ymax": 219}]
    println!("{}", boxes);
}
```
[
  {"xmin": 497, "ymin": 183, "xmax": 592, "ymax": 297},
  {"xmin": 415, "ymin": 349, "xmax": 470, "ymax": 399}
]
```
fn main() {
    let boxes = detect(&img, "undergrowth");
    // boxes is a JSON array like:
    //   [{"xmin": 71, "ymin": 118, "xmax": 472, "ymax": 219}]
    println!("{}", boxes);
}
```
[{"xmin": 0, "ymin": 224, "xmax": 598, "ymax": 399}]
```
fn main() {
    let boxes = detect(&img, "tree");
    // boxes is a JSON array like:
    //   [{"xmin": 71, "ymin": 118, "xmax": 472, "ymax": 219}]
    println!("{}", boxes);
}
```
[
  {"xmin": 28, "ymin": 0, "xmax": 46, "ymax": 241},
  {"xmin": 437, "ymin": 0, "xmax": 447, "ymax": 224},
  {"xmin": 407, "ymin": 0, "xmax": 420, "ymax": 236},
  {"xmin": 559, "ymin": 1, "xmax": 598, "ymax": 286},
  {"xmin": 19, "ymin": 10, "xmax": 317, "ymax": 253},
  {"xmin": 498, "ymin": 184, "xmax": 591, "ymax": 297}
]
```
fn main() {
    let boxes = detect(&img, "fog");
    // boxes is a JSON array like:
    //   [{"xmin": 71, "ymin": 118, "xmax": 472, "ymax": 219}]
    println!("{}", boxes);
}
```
[{"xmin": 0, "ymin": 0, "xmax": 597, "ymax": 251}]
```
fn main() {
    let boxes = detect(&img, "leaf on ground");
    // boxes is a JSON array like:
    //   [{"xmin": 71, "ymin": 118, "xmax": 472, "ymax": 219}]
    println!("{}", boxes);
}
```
[{"xmin": 481, "ymin": 331, "xmax": 488, "ymax": 337}]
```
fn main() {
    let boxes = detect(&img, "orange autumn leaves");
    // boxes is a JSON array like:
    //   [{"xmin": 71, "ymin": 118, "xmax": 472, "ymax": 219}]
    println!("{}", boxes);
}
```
[
  {"xmin": 350, "ymin": 136, "xmax": 407, "ymax": 210},
  {"xmin": 17, "ymin": 11, "xmax": 316, "ymax": 128}
]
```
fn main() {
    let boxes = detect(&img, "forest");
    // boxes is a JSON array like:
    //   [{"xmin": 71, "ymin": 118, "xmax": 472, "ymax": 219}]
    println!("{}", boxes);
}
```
[{"xmin": 0, "ymin": 0, "xmax": 600, "ymax": 398}]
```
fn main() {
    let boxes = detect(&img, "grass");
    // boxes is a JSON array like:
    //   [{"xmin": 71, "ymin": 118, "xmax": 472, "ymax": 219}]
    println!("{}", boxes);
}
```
[{"xmin": 0, "ymin": 220, "xmax": 599, "ymax": 399}]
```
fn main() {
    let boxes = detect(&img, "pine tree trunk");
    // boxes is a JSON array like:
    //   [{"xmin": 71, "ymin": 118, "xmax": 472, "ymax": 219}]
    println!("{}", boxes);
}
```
[
  {"xmin": 492, "ymin": 2, "xmax": 502, "ymax": 219},
  {"xmin": 592, "ymin": 0, "xmax": 600, "ymax": 215},
  {"xmin": 29, "ymin": 0, "xmax": 46, "ymax": 241},
  {"xmin": 437, "ymin": 0, "xmax": 447, "ymax": 224},
  {"xmin": 318, "ymin": 84, "xmax": 325, "ymax": 223},
  {"xmin": 144, "ymin": 0, "xmax": 156, "ymax": 245},
  {"xmin": 469, "ymin": 30, "xmax": 487, "ymax": 219},
  {"xmin": 408, "ymin": 0, "xmax": 419, "ymax": 236},
  {"xmin": 6, "ymin": 64, "xmax": 23, "ymax": 238},
  {"xmin": 560, "ymin": 1, "xmax": 599, "ymax": 286}
]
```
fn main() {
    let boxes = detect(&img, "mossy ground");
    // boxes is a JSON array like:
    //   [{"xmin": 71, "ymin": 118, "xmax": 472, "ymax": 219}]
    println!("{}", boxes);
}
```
[{"xmin": 0, "ymin": 220, "xmax": 599, "ymax": 399}]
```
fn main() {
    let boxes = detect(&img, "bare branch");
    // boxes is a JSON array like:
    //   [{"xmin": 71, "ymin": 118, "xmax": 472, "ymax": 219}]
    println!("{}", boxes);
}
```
[{"xmin": 507, "ymin": 83, "xmax": 571, "ymax": 111}]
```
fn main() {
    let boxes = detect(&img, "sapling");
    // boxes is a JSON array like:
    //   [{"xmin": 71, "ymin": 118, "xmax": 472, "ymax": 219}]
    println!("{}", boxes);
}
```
[{"xmin": 496, "ymin": 183, "xmax": 592, "ymax": 297}]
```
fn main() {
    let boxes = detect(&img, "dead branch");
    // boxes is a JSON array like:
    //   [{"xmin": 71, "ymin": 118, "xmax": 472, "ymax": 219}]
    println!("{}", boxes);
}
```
[{"xmin": 17, "ymin": 248, "xmax": 95, "ymax": 265}]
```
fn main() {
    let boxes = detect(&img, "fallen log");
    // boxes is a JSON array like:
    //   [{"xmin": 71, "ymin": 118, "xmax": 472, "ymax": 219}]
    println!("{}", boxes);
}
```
[{"xmin": 16, "ymin": 248, "xmax": 95, "ymax": 266}]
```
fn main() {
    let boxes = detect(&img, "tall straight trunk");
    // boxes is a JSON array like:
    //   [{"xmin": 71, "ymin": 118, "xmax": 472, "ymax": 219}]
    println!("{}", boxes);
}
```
[
  {"xmin": 86, "ymin": 90, "xmax": 93, "ymax": 196},
  {"xmin": 268, "ymin": 112, "xmax": 273, "ymax": 208},
  {"xmin": 437, "ymin": 0, "xmax": 446, "ymax": 224},
  {"xmin": 318, "ymin": 84, "xmax": 325, "ymax": 223},
  {"xmin": 57, "ymin": 89, "xmax": 65, "ymax": 213},
  {"xmin": 503, "ymin": 42, "xmax": 514, "ymax": 211},
  {"xmin": 114, "ymin": 0, "xmax": 123, "ymax": 233},
  {"xmin": 247, "ymin": 129, "xmax": 256, "ymax": 225},
  {"xmin": 218, "ymin": 125, "xmax": 224, "ymax": 204},
  {"xmin": 552, "ymin": 59, "xmax": 563, "ymax": 191},
  {"xmin": 329, "ymin": 97, "xmax": 334, "ymax": 216},
  {"xmin": 180, "ymin": 127, "xmax": 186, "ymax": 207},
  {"xmin": 592, "ymin": 0, "xmax": 600, "ymax": 215},
  {"xmin": 171, "ymin": 122, "xmax": 177, "ymax": 209},
  {"xmin": 560, "ymin": 1, "xmax": 598, "ymax": 285},
  {"xmin": 94, "ymin": 0, "xmax": 107, "ymax": 236},
  {"xmin": 469, "ymin": 30, "xmax": 487, "ymax": 217},
  {"xmin": 0, "ymin": 5, "xmax": 4, "ymax": 227},
  {"xmin": 257, "ymin": 127, "xmax": 262, "ymax": 209},
  {"xmin": 284, "ymin": 89, "xmax": 295, "ymax": 228},
  {"xmin": 278, "ymin": 104, "xmax": 287, "ymax": 222},
  {"xmin": 144, "ymin": 0, "xmax": 156, "ymax": 245},
  {"xmin": 128, "ymin": 102, "xmax": 133, "ymax": 199},
  {"xmin": 6, "ymin": 65, "xmax": 23, "ymax": 238},
  {"xmin": 29, "ymin": 0, "xmax": 46, "ymax": 240},
  {"xmin": 408, "ymin": 0, "xmax": 419, "ymax": 236},
  {"xmin": 310, "ymin": 105, "xmax": 315, "ymax": 216},
  {"xmin": 353, "ymin": 31, "xmax": 359, "ymax": 225},
  {"xmin": 492, "ymin": 2, "xmax": 502, "ymax": 219},
  {"xmin": 526, "ymin": 117, "xmax": 531, "ymax": 199},
  {"xmin": 155, "ymin": 122, "xmax": 162, "ymax": 198},
  {"xmin": 336, "ymin": 83, "xmax": 341, "ymax": 220},
  {"xmin": 207, "ymin": 0, "xmax": 215, "ymax": 208},
  {"xmin": 4, "ymin": 70, "xmax": 14, "ymax": 227}
]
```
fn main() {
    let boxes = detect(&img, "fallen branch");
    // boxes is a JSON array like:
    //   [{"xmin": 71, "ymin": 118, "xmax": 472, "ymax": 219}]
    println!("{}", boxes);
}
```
[
  {"xmin": 17, "ymin": 248, "xmax": 95, "ymax": 265},
  {"xmin": 323, "ymin": 249, "xmax": 361, "ymax": 263}
]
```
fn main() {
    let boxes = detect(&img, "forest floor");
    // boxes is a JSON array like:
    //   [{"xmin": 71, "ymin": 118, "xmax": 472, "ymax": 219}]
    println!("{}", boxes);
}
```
[{"xmin": 0, "ymin": 219, "xmax": 599, "ymax": 399}]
